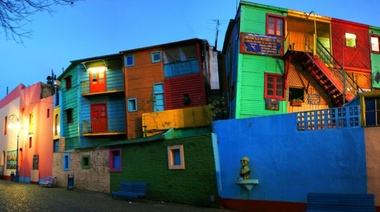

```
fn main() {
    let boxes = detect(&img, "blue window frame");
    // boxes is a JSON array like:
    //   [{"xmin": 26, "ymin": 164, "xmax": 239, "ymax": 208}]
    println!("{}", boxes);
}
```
[
  {"xmin": 63, "ymin": 153, "xmax": 70, "ymax": 171},
  {"xmin": 151, "ymin": 51, "xmax": 162, "ymax": 63},
  {"xmin": 128, "ymin": 98, "xmax": 138, "ymax": 112},
  {"xmin": 110, "ymin": 147, "xmax": 122, "ymax": 172}
]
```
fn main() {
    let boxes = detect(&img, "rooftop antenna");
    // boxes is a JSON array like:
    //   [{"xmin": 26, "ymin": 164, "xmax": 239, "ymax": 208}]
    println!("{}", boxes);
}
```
[{"xmin": 213, "ymin": 19, "xmax": 220, "ymax": 51}]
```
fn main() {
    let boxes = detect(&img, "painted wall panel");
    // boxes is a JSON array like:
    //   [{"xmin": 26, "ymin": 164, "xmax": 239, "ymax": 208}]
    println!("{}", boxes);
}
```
[
  {"xmin": 364, "ymin": 127, "xmax": 380, "ymax": 206},
  {"xmin": 331, "ymin": 20, "xmax": 371, "ymax": 71},
  {"xmin": 371, "ymin": 54, "xmax": 380, "ymax": 88},
  {"xmin": 164, "ymin": 74, "xmax": 206, "ymax": 110},
  {"xmin": 213, "ymin": 113, "xmax": 367, "ymax": 203},
  {"xmin": 125, "ymin": 47, "xmax": 165, "ymax": 139},
  {"xmin": 237, "ymin": 55, "xmax": 285, "ymax": 118}
]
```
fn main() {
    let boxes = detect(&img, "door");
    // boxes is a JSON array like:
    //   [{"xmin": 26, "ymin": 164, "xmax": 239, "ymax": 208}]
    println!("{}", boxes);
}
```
[
  {"xmin": 89, "ymin": 67, "xmax": 106, "ymax": 93},
  {"xmin": 153, "ymin": 83, "xmax": 165, "ymax": 111},
  {"xmin": 91, "ymin": 103, "xmax": 107, "ymax": 133}
]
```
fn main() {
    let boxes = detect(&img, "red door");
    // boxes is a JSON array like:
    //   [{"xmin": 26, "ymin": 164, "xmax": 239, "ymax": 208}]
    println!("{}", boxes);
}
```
[
  {"xmin": 91, "ymin": 103, "xmax": 107, "ymax": 133},
  {"xmin": 90, "ymin": 67, "xmax": 106, "ymax": 93}
]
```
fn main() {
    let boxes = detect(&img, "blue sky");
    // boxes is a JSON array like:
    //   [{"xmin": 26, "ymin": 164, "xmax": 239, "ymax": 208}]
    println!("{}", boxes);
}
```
[{"xmin": 0, "ymin": 0, "xmax": 378, "ymax": 100}]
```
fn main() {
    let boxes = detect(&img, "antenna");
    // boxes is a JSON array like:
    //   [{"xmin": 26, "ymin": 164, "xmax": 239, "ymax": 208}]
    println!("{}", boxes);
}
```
[{"xmin": 213, "ymin": 19, "xmax": 220, "ymax": 51}]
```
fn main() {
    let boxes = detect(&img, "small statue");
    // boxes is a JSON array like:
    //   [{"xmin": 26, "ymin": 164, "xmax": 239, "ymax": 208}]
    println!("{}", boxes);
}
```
[{"xmin": 239, "ymin": 157, "xmax": 251, "ymax": 180}]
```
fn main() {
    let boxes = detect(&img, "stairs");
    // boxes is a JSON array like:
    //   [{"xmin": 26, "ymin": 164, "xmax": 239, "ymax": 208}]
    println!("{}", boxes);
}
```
[{"xmin": 284, "ymin": 42, "xmax": 361, "ymax": 106}]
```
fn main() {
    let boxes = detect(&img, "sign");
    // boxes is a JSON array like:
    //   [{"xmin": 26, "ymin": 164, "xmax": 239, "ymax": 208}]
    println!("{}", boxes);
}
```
[
  {"xmin": 308, "ymin": 94, "xmax": 320, "ymax": 105},
  {"xmin": 240, "ymin": 32, "xmax": 284, "ymax": 56},
  {"xmin": 265, "ymin": 98, "xmax": 279, "ymax": 111},
  {"xmin": 6, "ymin": 150, "xmax": 17, "ymax": 169}
]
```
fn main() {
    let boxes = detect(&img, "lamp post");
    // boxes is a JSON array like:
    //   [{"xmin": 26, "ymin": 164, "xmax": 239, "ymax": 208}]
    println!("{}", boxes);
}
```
[{"xmin": 8, "ymin": 114, "xmax": 20, "ymax": 183}]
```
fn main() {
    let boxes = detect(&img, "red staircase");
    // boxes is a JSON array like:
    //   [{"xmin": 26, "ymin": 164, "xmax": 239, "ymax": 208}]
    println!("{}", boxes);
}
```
[{"xmin": 284, "ymin": 50, "xmax": 356, "ymax": 106}]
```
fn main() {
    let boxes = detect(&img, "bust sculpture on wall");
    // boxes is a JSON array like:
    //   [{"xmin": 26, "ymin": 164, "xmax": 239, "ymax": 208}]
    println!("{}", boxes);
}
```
[{"xmin": 239, "ymin": 156, "xmax": 251, "ymax": 180}]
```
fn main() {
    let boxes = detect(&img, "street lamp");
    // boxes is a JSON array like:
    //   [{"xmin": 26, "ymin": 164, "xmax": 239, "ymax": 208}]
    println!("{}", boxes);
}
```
[{"xmin": 8, "ymin": 114, "xmax": 20, "ymax": 183}]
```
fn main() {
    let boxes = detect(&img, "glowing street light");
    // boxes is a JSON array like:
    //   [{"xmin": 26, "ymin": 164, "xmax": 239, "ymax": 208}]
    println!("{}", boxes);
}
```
[{"xmin": 8, "ymin": 114, "xmax": 20, "ymax": 183}]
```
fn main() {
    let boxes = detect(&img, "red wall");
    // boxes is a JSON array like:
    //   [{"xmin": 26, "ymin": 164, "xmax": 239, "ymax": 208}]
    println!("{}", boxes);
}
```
[
  {"xmin": 164, "ymin": 74, "xmax": 207, "ymax": 110},
  {"xmin": 331, "ymin": 19, "xmax": 371, "ymax": 72}
]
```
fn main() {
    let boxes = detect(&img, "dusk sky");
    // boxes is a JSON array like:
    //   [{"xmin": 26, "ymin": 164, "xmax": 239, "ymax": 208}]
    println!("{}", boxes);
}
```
[{"xmin": 0, "ymin": 0, "xmax": 379, "ymax": 100}]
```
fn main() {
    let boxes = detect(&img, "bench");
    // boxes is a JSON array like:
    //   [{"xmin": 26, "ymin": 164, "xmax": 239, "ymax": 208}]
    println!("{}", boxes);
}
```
[
  {"xmin": 306, "ymin": 193, "xmax": 375, "ymax": 212},
  {"xmin": 111, "ymin": 182, "xmax": 148, "ymax": 200},
  {"xmin": 39, "ymin": 176, "xmax": 57, "ymax": 188}
]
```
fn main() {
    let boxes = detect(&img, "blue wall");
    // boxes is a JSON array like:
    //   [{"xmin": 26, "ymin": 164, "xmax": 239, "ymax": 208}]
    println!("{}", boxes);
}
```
[{"xmin": 213, "ymin": 113, "xmax": 367, "ymax": 203}]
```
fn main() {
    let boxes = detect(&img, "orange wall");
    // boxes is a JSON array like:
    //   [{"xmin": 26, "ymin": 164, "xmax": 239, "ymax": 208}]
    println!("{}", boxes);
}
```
[{"xmin": 124, "ymin": 47, "xmax": 165, "ymax": 139}]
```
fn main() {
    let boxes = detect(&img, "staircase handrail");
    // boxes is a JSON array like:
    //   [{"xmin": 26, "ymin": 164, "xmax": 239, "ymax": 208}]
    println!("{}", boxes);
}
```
[{"xmin": 315, "ymin": 40, "xmax": 363, "ymax": 96}]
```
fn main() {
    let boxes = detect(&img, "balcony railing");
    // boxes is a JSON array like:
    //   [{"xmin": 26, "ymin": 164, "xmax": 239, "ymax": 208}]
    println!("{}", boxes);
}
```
[
  {"xmin": 81, "ymin": 81, "xmax": 124, "ymax": 96},
  {"xmin": 296, "ymin": 106, "xmax": 360, "ymax": 131},
  {"xmin": 82, "ymin": 118, "xmax": 126, "ymax": 136}
]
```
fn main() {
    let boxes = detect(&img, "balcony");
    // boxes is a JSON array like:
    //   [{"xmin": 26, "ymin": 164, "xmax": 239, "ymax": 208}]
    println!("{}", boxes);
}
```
[
  {"xmin": 82, "ymin": 118, "xmax": 126, "ymax": 137},
  {"xmin": 81, "ymin": 81, "xmax": 124, "ymax": 97}
]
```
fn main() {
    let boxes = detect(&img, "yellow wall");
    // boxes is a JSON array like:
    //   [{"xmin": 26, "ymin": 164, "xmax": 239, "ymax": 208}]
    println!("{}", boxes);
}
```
[{"xmin": 142, "ymin": 105, "xmax": 212, "ymax": 136}]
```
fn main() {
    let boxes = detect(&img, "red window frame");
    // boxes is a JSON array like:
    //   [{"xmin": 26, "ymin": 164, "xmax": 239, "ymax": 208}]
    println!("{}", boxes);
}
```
[
  {"xmin": 266, "ymin": 14, "xmax": 285, "ymax": 37},
  {"xmin": 264, "ymin": 73, "xmax": 285, "ymax": 100}
]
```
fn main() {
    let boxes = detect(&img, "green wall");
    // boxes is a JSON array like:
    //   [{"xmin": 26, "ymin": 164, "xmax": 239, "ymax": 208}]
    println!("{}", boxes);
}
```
[
  {"xmin": 110, "ymin": 134, "xmax": 219, "ymax": 207},
  {"xmin": 370, "ymin": 27, "xmax": 380, "ymax": 89},
  {"xmin": 235, "ymin": 3, "xmax": 287, "ymax": 118}
]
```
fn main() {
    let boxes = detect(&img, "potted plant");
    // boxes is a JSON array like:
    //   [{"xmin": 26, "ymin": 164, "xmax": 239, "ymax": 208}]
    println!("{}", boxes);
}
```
[{"xmin": 291, "ymin": 98, "xmax": 303, "ymax": 107}]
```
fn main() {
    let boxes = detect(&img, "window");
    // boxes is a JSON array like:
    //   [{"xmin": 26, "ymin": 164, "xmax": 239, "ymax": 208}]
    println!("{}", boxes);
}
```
[
  {"xmin": 28, "ymin": 113, "xmax": 34, "ymax": 134},
  {"xmin": 365, "ymin": 97, "xmax": 380, "ymax": 126},
  {"xmin": 124, "ymin": 54, "xmax": 134, "ymax": 67},
  {"xmin": 345, "ymin": 33, "xmax": 356, "ymax": 48},
  {"xmin": 53, "ymin": 139, "xmax": 59, "ymax": 152},
  {"xmin": 266, "ymin": 15, "xmax": 284, "ymax": 37},
  {"xmin": 289, "ymin": 87, "xmax": 304, "ymax": 102},
  {"xmin": 65, "ymin": 108, "xmax": 73, "ymax": 124},
  {"xmin": 63, "ymin": 153, "xmax": 70, "ymax": 171},
  {"xmin": 128, "ymin": 98, "xmax": 137, "ymax": 112},
  {"xmin": 65, "ymin": 76, "xmax": 72, "ymax": 90},
  {"xmin": 371, "ymin": 36, "xmax": 379, "ymax": 52},
  {"xmin": 167, "ymin": 145, "xmax": 185, "ymax": 169},
  {"xmin": 3, "ymin": 116, "xmax": 7, "ymax": 135},
  {"xmin": 153, "ymin": 83, "xmax": 165, "ymax": 111},
  {"xmin": 264, "ymin": 73, "xmax": 285, "ymax": 99},
  {"xmin": 151, "ymin": 51, "xmax": 162, "ymax": 63},
  {"xmin": 47, "ymin": 109, "xmax": 50, "ymax": 118},
  {"xmin": 109, "ymin": 147, "xmax": 122, "ymax": 172},
  {"xmin": 81, "ymin": 155, "xmax": 90, "ymax": 169},
  {"xmin": 54, "ymin": 114, "xmax": 59, "ymax": 136},
  {"xmin": 29, "ymin": 137, "xmax": 32, "ymax": 148}
]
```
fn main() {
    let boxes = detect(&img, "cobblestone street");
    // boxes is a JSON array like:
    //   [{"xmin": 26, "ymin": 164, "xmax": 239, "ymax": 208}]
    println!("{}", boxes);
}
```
[{"xmin": 0, "ymin": 180, "xmax": 233, "ymax": 212}]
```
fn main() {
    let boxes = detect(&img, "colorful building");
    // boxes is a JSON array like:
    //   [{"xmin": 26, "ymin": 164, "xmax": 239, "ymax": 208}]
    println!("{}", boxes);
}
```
[
  {"xmin": 0, "ymin": 83, "xmax": 54, "ymax": 183},
  {"xmin": 221, "ymin": 1, "xmax": 377, "ymax": 119},
  {"xmin": 121, "ymin": 38, "xmax": 219, "ymax": 139}
]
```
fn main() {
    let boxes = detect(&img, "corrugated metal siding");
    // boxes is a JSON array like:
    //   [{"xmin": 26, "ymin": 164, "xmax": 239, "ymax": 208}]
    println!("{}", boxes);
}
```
[
  {"xmin": 164, "ymin": 74, "xmax": 206, "ymax": 110},
  {"xmin": 238, "ymin": 55, "xmax": 285, "ymax": 117},
  {"xmin": 288, "ymin": 31, "xmax": 313, "ymax": 52},
  {"xmin": 371, "ymin": 54, "xmax": 380, "ymax": 88},
  {"xmin": 240, "ymin": 4, "xmax": 284, "ymax": 34},
  {"xmin": 125, "ymin": 48, "xmax": 164, "ymax": 139},
  {"xmin": 331, "ymin": 19, "xmax": 371, "ymax": 71}
]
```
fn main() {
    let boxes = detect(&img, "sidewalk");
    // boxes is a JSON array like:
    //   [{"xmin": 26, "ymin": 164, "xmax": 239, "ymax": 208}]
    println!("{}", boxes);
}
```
[{"xmin": 0, "ymin": 180, "xmax": 233, "ymax": 212}]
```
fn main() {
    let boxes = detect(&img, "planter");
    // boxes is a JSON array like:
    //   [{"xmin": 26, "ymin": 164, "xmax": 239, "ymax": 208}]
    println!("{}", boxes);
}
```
[{"xmin": 291, "ymin": 101, "xmax": 302, "ymax": 107}]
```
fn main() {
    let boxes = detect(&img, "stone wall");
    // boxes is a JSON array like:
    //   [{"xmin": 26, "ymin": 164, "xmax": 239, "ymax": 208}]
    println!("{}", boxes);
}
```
[{"xmin": 52, "ymin": 147, "xmax": 110, "ymax": 193}]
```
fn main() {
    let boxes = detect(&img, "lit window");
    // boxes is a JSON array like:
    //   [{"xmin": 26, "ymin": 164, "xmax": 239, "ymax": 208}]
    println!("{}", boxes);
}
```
[
  {"xmin": 167, "ymin": 145, "xmax": 185, "ymax": 169},
  {"xmin": 371, "ymin": 36, "xmax": 379, "ymax": 52},
  {"xmin": 151, "ymin": 51, "xmax": 162, "ymax": 63},
  {"xmin": 109, "ymin": 147, "xmax": 122, "ymax": 172},
  {"xmin": 264, "ymin": 73, "xmax": 285, "ymax": 100},
  {"xmin": 54, "ymin": 114, "xmax": 59, "ymax": 136},
  {"xmin": 345, "ymin": 33, "xmax": 356, "ymax": 48},
  {"xmin": 266, "ymin": 15, "xmax": 284, "ymax": 37},
  {"xmin": 124, "ymin": 54, "xmax": 134, "ymax": 67},
  {"xmin": 65, "ymin": 76, "xmax": 72, "ymax": 90},
  {"xmin": 128, "ymin": 98, "xmax": 137, "ymax": 112},
  {"xmin": 81, "ymin": 155, "xmax": 90, "ymax": 169}
]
